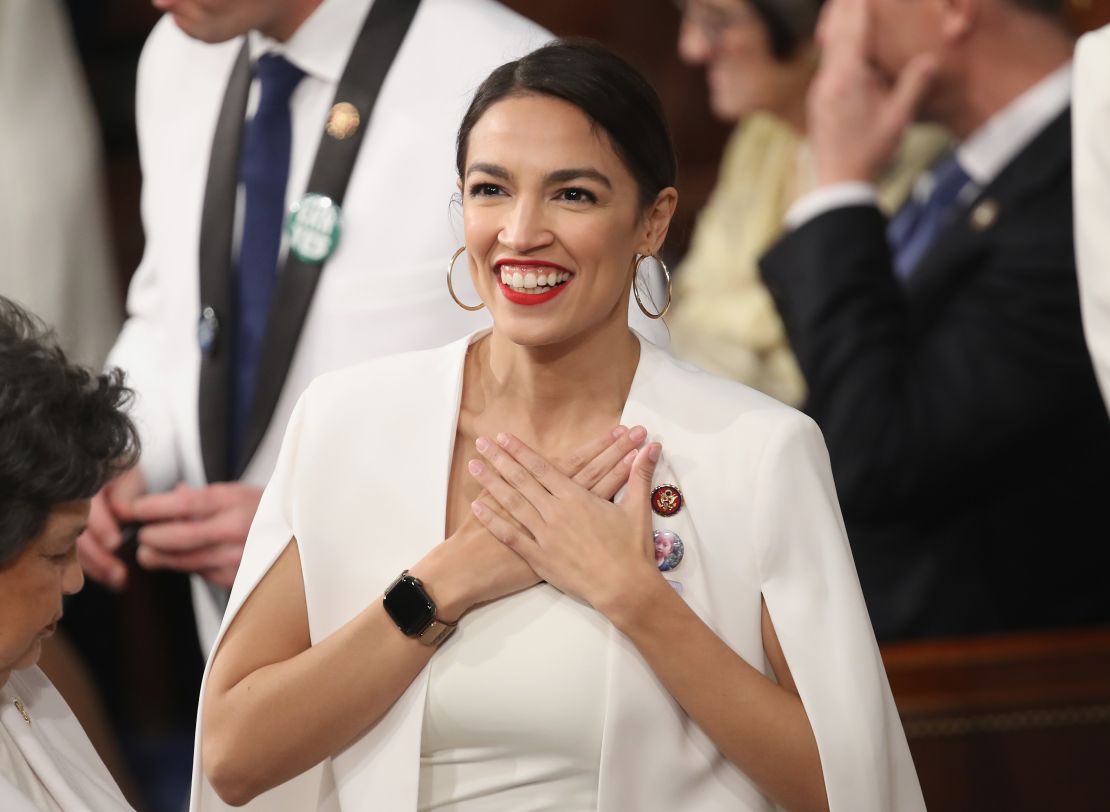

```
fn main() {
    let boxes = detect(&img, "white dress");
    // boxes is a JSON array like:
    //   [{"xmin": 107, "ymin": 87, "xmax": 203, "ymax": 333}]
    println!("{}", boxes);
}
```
[
  {"xmin": 189, "ymin": 331, "xmax": 926, "ymax": 811},
  {"xmin": 418, "ymin": 585, "xmax": 608, "ymax": 811}
]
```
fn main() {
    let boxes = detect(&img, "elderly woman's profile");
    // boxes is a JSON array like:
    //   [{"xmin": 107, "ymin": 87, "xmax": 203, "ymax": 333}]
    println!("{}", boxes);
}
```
[
  {"xmin": 0, "ymin": 295, "xmax": 138, "ymax": 810},
  {"xmin": 190, "ymin": 40, "xmax": 924, "ymax": 812}
]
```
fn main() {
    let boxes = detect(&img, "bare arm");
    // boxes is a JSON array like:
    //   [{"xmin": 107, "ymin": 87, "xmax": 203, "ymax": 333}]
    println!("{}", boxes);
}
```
[
  {"xmin": 470, "ymin": 433, "xmax": 828, "ymax": 812},
  {"xmin": 202, "ymin": 539, "xmax": 435, "ymax": 806},
  {"xmin": 612, "ymin": 587, "xmax": 827, "ymax": 812},
  {"xmin": 201, "ymin": 426, "xmax": 647, "ymax": 805}
]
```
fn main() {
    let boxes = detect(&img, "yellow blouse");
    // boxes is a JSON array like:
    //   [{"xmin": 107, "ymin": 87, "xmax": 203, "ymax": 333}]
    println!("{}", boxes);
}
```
[{"xmin": 667, "ymin": 113, "xmax": 948, "ymax": 406}]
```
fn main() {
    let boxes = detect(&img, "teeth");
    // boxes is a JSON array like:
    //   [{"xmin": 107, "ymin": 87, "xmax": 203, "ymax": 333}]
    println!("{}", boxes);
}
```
[{"xmin": 497, "ymin": 266, "xmax": 572, "ymax": 293}]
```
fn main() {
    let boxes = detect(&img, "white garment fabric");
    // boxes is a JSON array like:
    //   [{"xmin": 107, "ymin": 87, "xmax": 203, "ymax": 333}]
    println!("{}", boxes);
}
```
[
  {"xmin": 110, "ymin": 0, "xmax": 551, "ymax": 650},
  {"xmin": 786, "ymin": 61, "xmax": 1073, "ymax": 228},
  {"xmin": 0, "ymin": 669, "xmax": 132, "ymax": 812},
  {"xmin": 0, "ymin": 721, "xmax": 63, "ymax": 812},
  {"xmin": 1074, "ymin": 24, "xmax": 1110, "ymax": 412},
  {"xmin": 110, "ymin": 0, "xmax": 667, "ymax": 650},
  {"xmin": 0, "ymin": 0, "xmax": 121, "ymax": 368},
  {"xmin": 189, "ymin": 329, "xmax": 925, "ymax": 811},
  {"xmin": 418, "ymin": 584, "xmax": 608, "ymax": 811}
]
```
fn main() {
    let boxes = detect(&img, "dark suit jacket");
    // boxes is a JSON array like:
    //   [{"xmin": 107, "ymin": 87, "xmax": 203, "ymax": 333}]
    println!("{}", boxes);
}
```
[{"xmin": 760, "ymin": 110, "xmax": 1110, "ymax": 640}]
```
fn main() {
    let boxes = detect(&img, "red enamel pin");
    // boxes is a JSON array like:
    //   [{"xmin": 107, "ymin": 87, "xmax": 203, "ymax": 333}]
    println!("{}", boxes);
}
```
[{"xmin": 651, "ymin": 484, "xmax": 683, "ymax": 517}]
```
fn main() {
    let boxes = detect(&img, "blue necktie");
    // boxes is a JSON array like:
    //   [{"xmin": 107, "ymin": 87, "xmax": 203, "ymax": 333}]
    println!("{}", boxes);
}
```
[
  {"xmin": 230, "ymin": 54, "xmax": 305, "ymax": 470},
  {"xmin": 887, "ymin": 152, "xmax": 972, "ymax": 281}
]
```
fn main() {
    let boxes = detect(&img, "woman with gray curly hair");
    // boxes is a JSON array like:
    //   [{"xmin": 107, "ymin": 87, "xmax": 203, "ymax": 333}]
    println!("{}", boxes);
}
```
[{"xmin": 0, "ymin": 295, "xmax": 138, "ymax": 811}]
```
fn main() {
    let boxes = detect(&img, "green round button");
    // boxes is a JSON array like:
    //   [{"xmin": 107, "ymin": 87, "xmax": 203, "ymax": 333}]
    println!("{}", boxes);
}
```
[{"xmin": 286, "ymin": 193, "xmax": 342, "ymax": 263}]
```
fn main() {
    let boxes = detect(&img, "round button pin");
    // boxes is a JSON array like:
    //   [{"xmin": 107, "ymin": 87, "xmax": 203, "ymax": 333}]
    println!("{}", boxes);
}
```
[
  {"xmin": 198, "ymin": 306, "xmax": 220, "ymax": 354},
  {"xmin": 654, "ymin": 529, "xmax": 684, "ymax": 572},
  {"xmin": 651, "ymin": 484, "xmax": 683, "ymax": 517},
  {"xmin": 286, "ymin": 193, "xmax": 342, "ymax": 264}
]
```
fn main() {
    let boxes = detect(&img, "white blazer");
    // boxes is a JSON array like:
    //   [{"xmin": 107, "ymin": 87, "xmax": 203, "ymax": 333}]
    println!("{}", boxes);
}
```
[
  {"xmin": 1074, "ymin": 24, "xmax": 1110, "ymax": 413},
  {"xmin": 1, "ymin": 668, "xmax": 132, "ymax": 811},
  {"xmin": 189, "ymin": 331, "xmax": 925, "ymax": 811}
]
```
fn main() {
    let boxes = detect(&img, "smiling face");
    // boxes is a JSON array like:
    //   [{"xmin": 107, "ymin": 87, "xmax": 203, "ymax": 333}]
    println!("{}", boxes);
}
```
[
  {"xmin": 0, "ymin": 501, "xmax": 88, "ymax": 686},
  {"xmin": 462, "ymin": 93, "xmax": 676, "ymax": 348}
]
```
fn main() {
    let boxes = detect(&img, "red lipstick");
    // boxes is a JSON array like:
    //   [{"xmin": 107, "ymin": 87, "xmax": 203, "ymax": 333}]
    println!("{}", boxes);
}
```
[{"xmin": 494, "ymin": 259, "xmax": 573, "ymax": 307}]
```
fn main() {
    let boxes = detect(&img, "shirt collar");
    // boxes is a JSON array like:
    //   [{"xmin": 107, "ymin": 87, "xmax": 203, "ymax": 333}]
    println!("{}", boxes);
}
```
[
  {"xmin": 247, "ymin": 0, "xmax": 374, "ymax": 83},
  {"xmin": 956, "ymin": 61, "xmax": 1072, "ymax": 187}
]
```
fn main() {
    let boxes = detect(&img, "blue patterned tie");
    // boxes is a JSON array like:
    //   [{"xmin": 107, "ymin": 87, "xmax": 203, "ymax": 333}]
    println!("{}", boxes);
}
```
[
  {"xmin": 887, "ymin": 152, "xmax": 972, "ymax": 281},
  {"xmin": 230, "ymin": 54, "xmax": 305, "ymax": 470}
]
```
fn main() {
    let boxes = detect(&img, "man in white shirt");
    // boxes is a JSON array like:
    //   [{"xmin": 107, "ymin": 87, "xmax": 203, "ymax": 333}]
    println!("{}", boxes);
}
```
[
  {"xmin": 76, "ymin": 0, "xmax": 558, "ymax": 648},
  {"xmin": 760, "ymin": 0, "xmax": 1110, "ymax": 638}
]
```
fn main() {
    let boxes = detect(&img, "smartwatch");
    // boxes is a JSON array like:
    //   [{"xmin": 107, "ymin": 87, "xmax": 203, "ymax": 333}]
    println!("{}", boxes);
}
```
[{"xmin": 383, "ymin": 570, "xmax": 457, "ymax": 646}]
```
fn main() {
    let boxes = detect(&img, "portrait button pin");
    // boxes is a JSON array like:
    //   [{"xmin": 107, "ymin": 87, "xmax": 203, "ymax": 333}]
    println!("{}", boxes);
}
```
[
  {"xmin": 198, "ymin": 306, "xmax": 220, "ymax": 354},
  {"xmin": 654, "ymin": 528, "xmax": 684, "ymax": 572},
  {"xmin": 651, "ymin": 484, "xmax": 683, "ymax": 517}
]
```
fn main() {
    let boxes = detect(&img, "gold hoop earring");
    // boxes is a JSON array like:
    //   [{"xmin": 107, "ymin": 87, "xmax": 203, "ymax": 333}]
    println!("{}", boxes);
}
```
[
  {"xmin": 632, "ymin": 253, "xmax": 672, "ymax": 319},
  {"xmin": 446, "ymin": 246, "xmax": 485, "ymax": 312}
]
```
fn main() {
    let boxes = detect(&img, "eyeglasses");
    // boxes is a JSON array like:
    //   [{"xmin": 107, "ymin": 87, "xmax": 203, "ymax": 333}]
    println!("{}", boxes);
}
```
[{"xmin": 674, "ymin": 0, "xmax": 756, "ymax": 44}]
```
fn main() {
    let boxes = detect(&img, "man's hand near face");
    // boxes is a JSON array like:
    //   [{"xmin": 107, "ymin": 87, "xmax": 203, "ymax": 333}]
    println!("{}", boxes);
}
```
[{"xmin": 808, "ymin": 0, "xmax": 937, "ymax": 186}]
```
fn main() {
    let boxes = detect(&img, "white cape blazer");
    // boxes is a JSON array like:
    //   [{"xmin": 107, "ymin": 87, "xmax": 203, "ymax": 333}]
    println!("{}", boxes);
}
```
[
  {"xmin": 189, "ymin": 331, "xmax": 925, "ymax": 811},
  {"xmin": 1, "ymin": 668, "xmax": 132, "ymax": 811},
  {"xmin": 1074, "ymin": 24, "xmax": 1110, "ymax": 413}
]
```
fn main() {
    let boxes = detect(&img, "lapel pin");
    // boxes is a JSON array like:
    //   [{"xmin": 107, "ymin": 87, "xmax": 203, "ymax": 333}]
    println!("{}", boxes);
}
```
[
  {"xmin": 13, "ymin": 699, "xmax": 30, "ymax": 726},
  {"xmin": 969, "ymin": 198, "xmax": 999, "ymax": 232},
  {"xmin": 286, "ymin": 193, "xmax": 342, "ymax": 264},
  {"xmin": 325, "ymin": 101, "xmax": 360, "ymax": 140},
  {"xmin": 651, "ymin": 484, "xmax": 683, "ymax": 517},
  {"xmin": 654, "ymin": 529, "xmax": 684, "ymax": 572},
  {"xmin": 197, "ymin": 305, "xmax": 220, "ymax": 354}
]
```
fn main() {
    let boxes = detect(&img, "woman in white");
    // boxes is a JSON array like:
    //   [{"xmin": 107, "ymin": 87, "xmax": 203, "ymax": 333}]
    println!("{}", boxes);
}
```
[
  {"xmin": 0, "ymin": 296, "xmax": 136, "ymax": 811},
  {"xmin": 193, "ymin": 41, "xmax": 924, "ymax": 811}
]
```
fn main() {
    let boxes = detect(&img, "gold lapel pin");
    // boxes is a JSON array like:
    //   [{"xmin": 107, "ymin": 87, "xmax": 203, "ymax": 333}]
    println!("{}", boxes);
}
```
[
  {"xmin": 14, "ymin": 698, "xmax": 30, "ymax": 725},
  {"xmin": 326, "ymin": 102, "xmax": 360, "ymax": 140},
  {"xmin": 969, "ymin": 199, "xmax": 999, "ymax": 232}
]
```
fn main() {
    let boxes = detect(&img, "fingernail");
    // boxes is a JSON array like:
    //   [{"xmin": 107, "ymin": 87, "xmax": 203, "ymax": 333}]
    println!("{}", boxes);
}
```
[
  {"xmin": 471, "ymin": 501, "xmax": 484, "ymax": 517},
  {"xmin": 475, "ymin": 437, "xmax": 489, "ymax": 452},
  {"xmin": 629, "ymin": 426, "xmax": 647, "ymax": 443},
  {"xmin": 110, "ymin": 569, "xmax": 127, "ymax": 591},
  {"xmin": 496, "ymin": 432, "xmax": 510, "ymax": 447},
  {"xmin": 648, "ymin": 443, "xmax": 662, "ymax": 462},
  {"xmin": 468, "ymin": 459, "xmax": 484, "ymax": 475},
  {"xmin": 623, "ymin": 449, "xmax": 637, "ymax": 465},
  {"xmin": 611, "ymin": 426, "xmax": 628, "ymax": 438}
]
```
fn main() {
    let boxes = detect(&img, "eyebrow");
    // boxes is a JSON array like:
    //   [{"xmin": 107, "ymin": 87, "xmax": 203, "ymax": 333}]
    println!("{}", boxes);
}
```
[{"xmin": 465, "ymin": 163, "xmax": 612, "ymax": 190}]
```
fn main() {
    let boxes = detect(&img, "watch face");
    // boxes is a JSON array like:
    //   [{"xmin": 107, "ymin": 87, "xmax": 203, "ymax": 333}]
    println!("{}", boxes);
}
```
[{"xmin": 384, "ymin": 576, "xmax": 436, "ymax": 636}]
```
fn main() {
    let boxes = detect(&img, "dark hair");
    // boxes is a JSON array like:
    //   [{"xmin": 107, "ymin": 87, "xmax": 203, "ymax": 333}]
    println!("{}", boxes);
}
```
[
  {"xmin": 456, "ymin": 39, "xmax": 677, "ymax": 210},
  {"xmin": 1004, "ymin": 0, "xmax": 1064, "ymax": 16},
  {"xmin": 746, "ymin": 0, "xmax": 824, "ymax": 61},
  {"xmin": 0, "ymin": 297, "xmax": 139, "ymax": 564}
]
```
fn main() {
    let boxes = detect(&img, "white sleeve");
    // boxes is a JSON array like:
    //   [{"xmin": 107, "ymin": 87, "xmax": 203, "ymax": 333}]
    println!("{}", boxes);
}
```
[
  {"xmin": 1073, "ymin": 25, "xmax": 1110, "ymax": 415},
  {"xmin": 104, "ymin": 23, "xmax": 182, "ymax": 492},
  {"xmin": 784, "ymin": 182, "xmax": 880, "ymax": 229},
  {"xmin": 754, "ymin": 414, "xmax": 925, "ymax": 812}
]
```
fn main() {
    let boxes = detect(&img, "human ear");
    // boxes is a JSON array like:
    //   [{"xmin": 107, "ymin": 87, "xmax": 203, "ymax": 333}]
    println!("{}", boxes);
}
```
[
  {"xmin": 935, "ymin": 0, "xmax": 975, "ymax": 43},
  {"xmin": 641, "ymin": 187, "xmax": 679, "ymax": 255}
]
